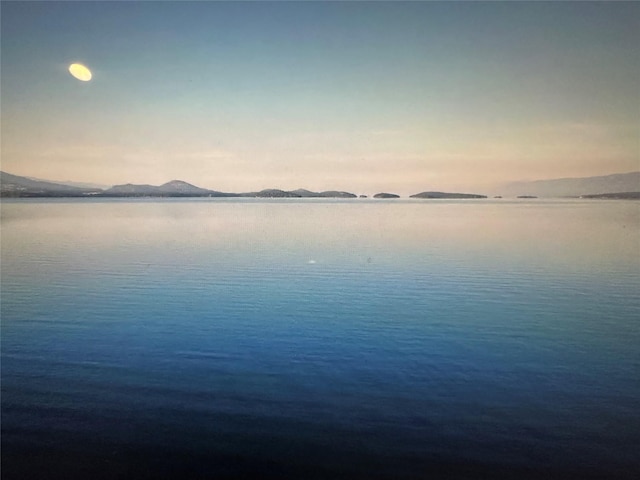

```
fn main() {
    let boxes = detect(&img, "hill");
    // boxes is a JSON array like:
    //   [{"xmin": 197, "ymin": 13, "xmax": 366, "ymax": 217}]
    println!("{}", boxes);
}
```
[{"xmin": 103, "ymin": 180, "xmax": 232, "ymax": 197}]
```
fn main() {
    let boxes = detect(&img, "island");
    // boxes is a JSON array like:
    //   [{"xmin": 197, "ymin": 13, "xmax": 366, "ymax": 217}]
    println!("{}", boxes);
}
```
[
  {"xmin": 316, "ymin": 191, "xmax": 358, "ymax": 198},
  {"xmin": 373, "ymin": 193, "xmax": 400, "ymax": 199},
  {"xmin": 251, "ymin": 189, "xmax": 356, "ymax": 198},
  {"xmin": 410, "ymin": 191, "xmax": 487, "ymax": 199}
]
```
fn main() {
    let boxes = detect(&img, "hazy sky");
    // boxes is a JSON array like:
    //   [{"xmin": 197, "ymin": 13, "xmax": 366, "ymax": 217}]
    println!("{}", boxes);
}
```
[{"xmin": 2, "ymin": 1, "xmax": 638, "ymax": 194}]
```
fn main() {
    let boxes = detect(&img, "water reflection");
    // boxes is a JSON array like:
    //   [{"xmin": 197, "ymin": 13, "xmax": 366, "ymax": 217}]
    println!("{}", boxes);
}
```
[{"xmin": 2, "ymin": 198, "xmax": 638, "ymax": 275}]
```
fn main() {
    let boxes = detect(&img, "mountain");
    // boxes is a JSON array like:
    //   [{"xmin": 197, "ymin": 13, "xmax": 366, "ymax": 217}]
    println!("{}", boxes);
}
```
[
  {"xmin": 157, "ymin": 180, "xmax": 212, "ymax": 195},
  {"xmin": 499, "ymin": 172, "xmax": 640, "ymax": 198},
  {"xmin": 0, "ymin": 171, "xmax": 101, "ymax": 197},
  {"xmin": 410, "ymin": 191, "xmax": 487, "ymax": 199}
]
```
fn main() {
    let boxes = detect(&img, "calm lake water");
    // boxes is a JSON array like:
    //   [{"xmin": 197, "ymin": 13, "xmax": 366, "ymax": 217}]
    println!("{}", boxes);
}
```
[{"xmin": 1, "ymin": 198, "xmax": 639, "ymax": 479}]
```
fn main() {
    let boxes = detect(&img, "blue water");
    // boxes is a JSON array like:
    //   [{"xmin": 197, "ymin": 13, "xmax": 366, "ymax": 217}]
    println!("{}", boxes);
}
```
[{"xmin": 2, "ymin": 198, "xmax": 639, "ymax": 479}]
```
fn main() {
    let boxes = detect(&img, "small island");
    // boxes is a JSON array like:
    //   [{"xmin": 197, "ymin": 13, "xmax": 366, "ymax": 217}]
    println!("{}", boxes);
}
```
[
  {"xmin": 373, "ymin": 193, "xmax": 400, "ymax": 199},
  {"xmin": 410, "ymin": 191, "xmax": 487, "ymax": 199}
]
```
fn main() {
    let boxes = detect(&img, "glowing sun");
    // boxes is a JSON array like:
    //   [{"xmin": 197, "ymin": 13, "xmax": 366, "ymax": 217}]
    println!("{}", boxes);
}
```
[{"xmin": 69, "ymin": 63, "xmax": 92, "ymax": 81}]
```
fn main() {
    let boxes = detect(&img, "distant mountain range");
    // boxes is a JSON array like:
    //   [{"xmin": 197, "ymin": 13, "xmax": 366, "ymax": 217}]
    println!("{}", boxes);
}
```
[
  {"xmin": 103, "ymin": 183, "xmax": 358, "ymax": 198},
  {"xmin": 0, "ymin": 172, "xmax": 359, "ymax": 198},
  {"xmin": 2, "ymin": 171, "xmax": 638, "ymax": 199},
  {"xmin": 0, "ymin": 171, "xmax": 102, "ymax": 196},
  {"xmin": 26, "ymin": 177, "xmax": 110, "ymax": 190},
  {"xmin": 498, "ymin": 171, "xmax": 640, "ymax": 197}
]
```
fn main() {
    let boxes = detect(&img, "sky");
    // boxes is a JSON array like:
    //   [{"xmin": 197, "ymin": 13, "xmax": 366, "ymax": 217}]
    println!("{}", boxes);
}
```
[{"xmin": 1, "ymin": 1, "xmax": 639, "ymax": 195}]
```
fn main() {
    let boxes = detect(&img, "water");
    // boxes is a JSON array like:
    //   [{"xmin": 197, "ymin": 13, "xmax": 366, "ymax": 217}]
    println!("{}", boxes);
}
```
[{"xmin": 2, "ymin": 198, "xmax": 639, "ymax": 479}]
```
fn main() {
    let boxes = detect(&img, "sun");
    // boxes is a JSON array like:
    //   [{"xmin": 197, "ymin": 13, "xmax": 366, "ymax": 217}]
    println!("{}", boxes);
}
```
[{"xmin": 68, "ymin": 63, "xmax": 92, "ymax": 81}]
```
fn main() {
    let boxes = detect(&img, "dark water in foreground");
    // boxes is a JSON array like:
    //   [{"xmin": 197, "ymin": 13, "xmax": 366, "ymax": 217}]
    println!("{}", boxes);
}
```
[{"xmin": 2, "ymin": 198, "xmax": 639, "ymax": 479}]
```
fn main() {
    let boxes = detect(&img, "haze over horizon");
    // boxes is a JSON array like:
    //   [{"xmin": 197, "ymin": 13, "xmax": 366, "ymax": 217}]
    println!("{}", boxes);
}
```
[{"xmin": 2, "ymin": 2, "xmax": 638, "ymax": 196}]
